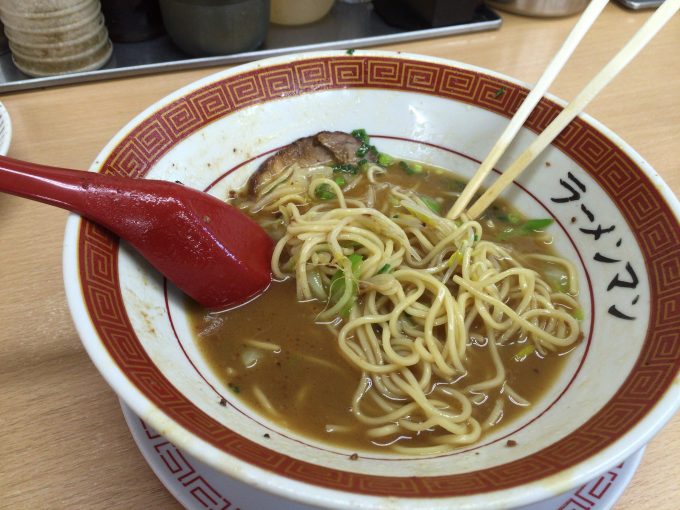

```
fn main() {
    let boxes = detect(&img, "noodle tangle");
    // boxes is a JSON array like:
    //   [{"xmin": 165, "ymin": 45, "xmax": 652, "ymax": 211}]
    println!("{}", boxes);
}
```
[{"xmin": 240, "ymin": 159, "xmax": 580, "ymax": 454}]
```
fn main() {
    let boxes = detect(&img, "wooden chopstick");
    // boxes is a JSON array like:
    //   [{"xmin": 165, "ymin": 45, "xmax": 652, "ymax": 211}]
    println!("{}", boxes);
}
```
[
  {"xmin": 454, "ymin": 0, "xmax": 680, "ymax": 221},
  {"xmin": 446, "ymin": 0, "xmax": 610, "ymax": 220}
]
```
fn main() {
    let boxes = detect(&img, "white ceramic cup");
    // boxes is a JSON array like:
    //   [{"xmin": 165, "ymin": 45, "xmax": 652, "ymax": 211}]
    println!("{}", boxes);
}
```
[{"xmin": 1, "ymin": 0, "xmax": 111, "ymax": 76}]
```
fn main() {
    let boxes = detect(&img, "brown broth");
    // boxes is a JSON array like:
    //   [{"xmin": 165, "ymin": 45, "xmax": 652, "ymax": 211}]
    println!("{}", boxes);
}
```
[{"xmin": 189, "ymin": 160, "xmax": 580, "ymax": 453}]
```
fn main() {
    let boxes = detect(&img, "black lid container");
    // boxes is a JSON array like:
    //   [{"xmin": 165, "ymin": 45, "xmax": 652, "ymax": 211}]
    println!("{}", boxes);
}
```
[
  {"xmin": 101, "ymin": 0, "xmax": 166, "ymax": 42},
  {"xmin": 373, "ymin": 0, "xmax": 483, "ymax": 29}
]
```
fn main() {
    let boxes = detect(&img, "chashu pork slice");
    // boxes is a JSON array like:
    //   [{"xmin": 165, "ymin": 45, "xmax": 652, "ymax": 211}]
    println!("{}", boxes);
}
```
[{"xmin": 248, "ymin": 131, "xmax": 376, "ymax": 198}]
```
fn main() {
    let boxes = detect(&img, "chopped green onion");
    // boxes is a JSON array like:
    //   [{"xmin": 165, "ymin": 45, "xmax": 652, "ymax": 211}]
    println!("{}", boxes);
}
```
[
  {"xmin": 241, "ymin": 348, "xmax": 262, "ymax": 369},
  {"xmin": 329, "ymin": 254, "xmax": 363, "ymax": 317},
  {"xmin": 329, "ymin": 273, "xmax": 344, "ymax": 304},
  {"xmin": 402, "ymin": 202, "xmax": 437, "ymax": 226},
  {"xmin": 356, "ymin": 143, "xmax": 374, "ymax": 157},
  {"xmin": 498, "ymin": 218, "xmax": 554, "ymax": 240},
  {"xmin": 377, "ymin": 263, "xmax": 392, "ymax": 274},
  {"xmin": 346, "ymin": 48, "xmax": 355, "ymax": 55},
  {"xmin": 522, "ymin": 218, "xmax": 554, "ymax": 232},
  {"xmin": 508, "ymin": 212, "xmax": 522, "ymax": 225},
  {"xmin": 447, "ymin": 250, "xmax": 463, "ymax": 268},
  {"xmin": 495, "ymin": 86, "xmax": 507, "ymax": 98},
  {"xmin": 473, "ymin": 234, "xmax": 479, "ymax": 241},
  {"xmin": 513, "ymin": 344, "xmax": 535, "ymax": 362},
  {"xmin": 420, "ymin": 195, "xmax": 441, "ymax": 214},
  {"xmin": 334, "ymin": 175, "xmax": 347, "ymax": 187},
  {"xmin": 399, "ymin": 160, "xmax": 423, "ymax": 175},
  {"xmin": 573, "ymin": 308, "xmax": 585, "ymax": 321},
  {"xmin": 344, "ymin": 130, "xmax": 378, "ymax": 158},
  {"xmin": 544, "ymin": 266, "xmax": 570, "ymax": 293},
  {"xmin": 307, "ymin": 270, "xmax": 327, "ymax": 301},
  {"xmin": 348, "ymin": 253, "xmax": 362, "ymax": 274},
  {"xmin": 559, "ymin": 277, "xmax": 570, "ymax": 293},
  {"xmin": 498, "ymin": 227, "xmax": 513, "ymax": 240},
  {"xmin": 351, "ymin": 129, "xmax": 369, "ymax": 144},
  {"xmin": 332, "ymin": 163, "xmax": 359, "ymax": 175},
  {"xmin": 377, "ymin": 153, "xmax": 393, "ymax": 167},
  {"xmin": 489, "ymin": 205, "xmax": 509, "ymax": 222},
  {"xmin": 315, "ymin": 183, "xmax": 336, "ymax": 200}
]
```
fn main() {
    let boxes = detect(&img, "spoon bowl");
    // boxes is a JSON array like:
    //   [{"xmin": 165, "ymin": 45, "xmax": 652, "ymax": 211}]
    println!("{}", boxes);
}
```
[{"xmin": 0, "ymin": 154, "xmax": 273, "ymax": 309}]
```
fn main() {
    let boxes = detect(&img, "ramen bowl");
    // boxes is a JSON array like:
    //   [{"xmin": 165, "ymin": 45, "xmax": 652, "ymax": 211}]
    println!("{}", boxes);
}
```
[{"xmin": 63, "ymin": 51, "xmax": 680, "ymax": 509}]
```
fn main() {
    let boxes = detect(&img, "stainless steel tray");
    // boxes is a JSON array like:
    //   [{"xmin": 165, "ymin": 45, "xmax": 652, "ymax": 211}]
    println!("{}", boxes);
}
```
[
  {"xmin": 615, "ymin": 0, "xmax": 664, "ymax": 9},
  {"xmin": 0, "ymin": 2, "xmax": 501, "ymax": 93}
]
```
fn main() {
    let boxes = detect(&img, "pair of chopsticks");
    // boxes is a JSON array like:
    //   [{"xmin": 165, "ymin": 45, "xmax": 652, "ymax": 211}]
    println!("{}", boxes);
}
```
[{"xmin": 447, "ymin": 0, "xmax": 680, "ymax": 221}]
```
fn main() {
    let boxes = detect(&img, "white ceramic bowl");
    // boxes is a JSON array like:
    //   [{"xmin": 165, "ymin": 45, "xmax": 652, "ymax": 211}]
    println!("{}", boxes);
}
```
[
  {"xmin": 63, "ymin": 51, "xmax": 680, "ymax": 509},
  {"xmin": 3, "ymin": 13, "xmax": 106, "ymax": 46},
  {"xmin": 0, "ymin": 0, "xmax": 97, "ymax": 30},
  {"xmin": 12, "ymin": 35, "xmax": 111, "ymax": 77},
  {"xmin": 9, "ymin": 22, "xmax": 108, "ymax": 59}
]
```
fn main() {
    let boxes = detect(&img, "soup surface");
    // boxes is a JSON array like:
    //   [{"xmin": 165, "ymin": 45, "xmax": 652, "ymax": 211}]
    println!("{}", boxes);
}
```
[{"xmin": 190, "ymin": 134, "xmax": 581, "ymax": 454}]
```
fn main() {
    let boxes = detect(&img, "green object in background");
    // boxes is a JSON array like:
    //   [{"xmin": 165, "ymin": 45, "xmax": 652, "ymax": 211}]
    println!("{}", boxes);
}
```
[{"xmin": 158, "ymin": 0, "xmax": 270, "ymax": 57}]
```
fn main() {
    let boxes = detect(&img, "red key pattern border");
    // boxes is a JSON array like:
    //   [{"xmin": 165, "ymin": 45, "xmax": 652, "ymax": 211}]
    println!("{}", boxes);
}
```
[
  {"xmin": 141, "ymin": 420, "xmax": 239, "ymax": 510},
  {"xmin": 78, "ymin": 56, "xmax": 680, "ymax": 497},
  {"xmin": 139, "ymin": 417, "xmax": 627, "ymax": 510}
]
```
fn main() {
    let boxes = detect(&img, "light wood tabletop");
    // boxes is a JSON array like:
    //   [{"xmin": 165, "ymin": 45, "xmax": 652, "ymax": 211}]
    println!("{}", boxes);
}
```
[{"xmin": 1, "ymin": 4, "xmax": 678, "ymax": 509}]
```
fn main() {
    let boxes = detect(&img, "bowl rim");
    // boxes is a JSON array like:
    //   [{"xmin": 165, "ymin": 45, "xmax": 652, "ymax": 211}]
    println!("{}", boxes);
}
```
[{"xmin": 62, "ymin": 49, "xmax": 680, "ymax": 509}]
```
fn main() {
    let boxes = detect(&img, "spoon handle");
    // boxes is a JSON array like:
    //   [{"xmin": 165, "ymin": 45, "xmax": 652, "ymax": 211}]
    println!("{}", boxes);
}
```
[
  {"xmin": 0, "ymin": 153, "xmax": 224, "ymax": 256},
  {"xmin": 0, "ymin": 154, "xmax": 194, "ymax": 241},
  {"xmin": 0, "ymin": 154, "xmax": 177, "ymax": 229},
  {"xmin": 0, "ymin": 154, "xmax": 101, "ymax": 213},
  {"xmin": 0, "ymin": 154, "xmax": 273, "ymax": 309}
]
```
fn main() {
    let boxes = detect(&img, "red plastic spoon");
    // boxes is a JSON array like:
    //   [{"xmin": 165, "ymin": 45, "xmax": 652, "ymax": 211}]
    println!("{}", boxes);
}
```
[{"xmin": 0, "ymin": 155, "xmax": 273, "ymax": 309}]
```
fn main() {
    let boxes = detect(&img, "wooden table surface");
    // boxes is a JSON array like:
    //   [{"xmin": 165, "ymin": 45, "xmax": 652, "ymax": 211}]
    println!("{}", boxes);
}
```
[{"xmin": 1, "ymin": 4, "xmax": 678, "ymax": 509}]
